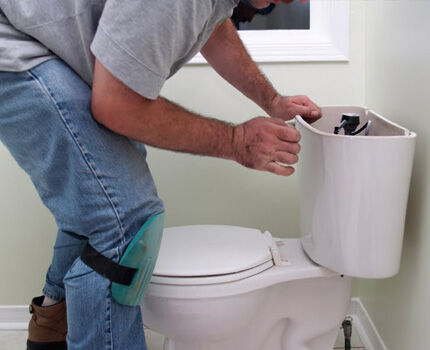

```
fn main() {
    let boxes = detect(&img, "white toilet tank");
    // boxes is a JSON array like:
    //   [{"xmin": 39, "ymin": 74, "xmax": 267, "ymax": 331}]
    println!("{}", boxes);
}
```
[{"xmin": 295, "ymin": 106, "xmax": 416, "ymax": 278}]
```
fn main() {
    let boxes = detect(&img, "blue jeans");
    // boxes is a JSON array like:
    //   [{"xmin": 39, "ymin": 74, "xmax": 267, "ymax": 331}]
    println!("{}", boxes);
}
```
[{"xmin": 0, "ymin": 58, "xmax": 164, "ymax": 349}]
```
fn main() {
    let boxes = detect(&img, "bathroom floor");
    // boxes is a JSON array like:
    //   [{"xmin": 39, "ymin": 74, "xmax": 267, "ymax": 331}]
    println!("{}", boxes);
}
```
[{"xmin": 0, "ymin": 328, "xmax": 365, "ymax": 349}]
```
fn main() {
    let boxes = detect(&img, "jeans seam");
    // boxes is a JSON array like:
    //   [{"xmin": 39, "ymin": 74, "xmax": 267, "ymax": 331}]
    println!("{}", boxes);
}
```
[
  {"xmin": 42, "ymin": 289, "xmax": 64, "ymax": 302},
  {"xmin": 25, "ymin": 69, "xmax": 126, "ymax": 244},
  {"xmin": 105, "ymin": 275, "xmax": 113, "ymax": 350},
  {"xmin": 43, "ymin": 276, "xmax": 66, "ymax": 300}
]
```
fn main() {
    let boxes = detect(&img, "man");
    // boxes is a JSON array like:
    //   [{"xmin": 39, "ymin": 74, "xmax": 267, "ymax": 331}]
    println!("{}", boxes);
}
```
[
  {"xmin": 232, "ymin": 0, "xmax": 276, "ymax": 29},
  {"xmin": 0, "ymin": 0, "xmax": 321, "ymax": 349}
]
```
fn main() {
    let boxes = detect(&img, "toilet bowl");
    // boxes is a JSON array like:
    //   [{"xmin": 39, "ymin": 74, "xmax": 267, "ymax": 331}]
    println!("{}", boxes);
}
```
[
  {"xmin": 141, "ymin": 226, "xmax": 352, "ymax": 350},
  {"xmin": 141, "ymin": 106, "xmax": 416, "ymax": 350}
]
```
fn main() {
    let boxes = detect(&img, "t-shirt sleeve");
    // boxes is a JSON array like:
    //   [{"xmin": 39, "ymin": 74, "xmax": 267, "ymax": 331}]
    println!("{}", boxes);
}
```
[{"xmin": 90, "ymin": 0, "xmax": 211, "ymax": 100}]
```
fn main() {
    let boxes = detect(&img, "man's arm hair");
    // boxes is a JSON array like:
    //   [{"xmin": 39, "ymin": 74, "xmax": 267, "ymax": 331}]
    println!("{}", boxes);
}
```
[
  {"xmin": 91, "ymin": 59, "xmax": 235, "ymax": 160},
  {"xmin": 200, "ymin": 19, "xmax": 279, "ymax": 114},
  {"xmin": 91, "ymin": 58, "xmax": 300, "ymax": 177}
]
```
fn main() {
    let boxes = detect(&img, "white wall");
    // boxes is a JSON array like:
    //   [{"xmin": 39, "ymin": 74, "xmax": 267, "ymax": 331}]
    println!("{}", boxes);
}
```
[
  {"xmin": 355, "ymin": 1, "xmax": 430, "ymax": 349},
  {"xmin": 0, "ymin": 1, "xmax": 366, "ymax": 304}
]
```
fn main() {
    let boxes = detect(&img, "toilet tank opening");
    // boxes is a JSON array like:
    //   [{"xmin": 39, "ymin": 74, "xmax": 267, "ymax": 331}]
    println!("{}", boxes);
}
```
[{"xmin": 308, "ymin": 106, "xmax": 410, "ymax": 137}]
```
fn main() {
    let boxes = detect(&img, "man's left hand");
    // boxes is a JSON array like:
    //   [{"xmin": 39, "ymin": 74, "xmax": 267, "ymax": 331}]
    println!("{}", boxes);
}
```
[{"xmin": 268, "ymin": 95, "xmax": 322, "ymax": 123}]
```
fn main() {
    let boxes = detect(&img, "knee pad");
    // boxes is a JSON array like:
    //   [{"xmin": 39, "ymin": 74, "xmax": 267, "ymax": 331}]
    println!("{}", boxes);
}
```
[{"xmin": 81, "ymin": 212, "xmax": 165, "ymax": 306}]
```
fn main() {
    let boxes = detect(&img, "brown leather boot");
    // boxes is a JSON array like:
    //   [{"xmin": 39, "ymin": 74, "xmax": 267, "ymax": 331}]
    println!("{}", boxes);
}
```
[{"xmin": 27, "ymin": 296, "xmax": 67, "ymax": 350}]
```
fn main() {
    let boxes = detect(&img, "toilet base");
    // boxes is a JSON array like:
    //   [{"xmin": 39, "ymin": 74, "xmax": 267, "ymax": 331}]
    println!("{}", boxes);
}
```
[
  {"xmin": 163, "ymin": 328, "xmax": 340, "ymax": 350},
  {"xmin": 144, "ymin": 275, "xmax": 352, "ymax": 350}
]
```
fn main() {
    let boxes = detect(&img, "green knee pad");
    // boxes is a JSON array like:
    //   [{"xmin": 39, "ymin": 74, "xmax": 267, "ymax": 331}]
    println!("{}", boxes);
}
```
[{"xmin": 111, "ymin": 212, "xmax": 165, "ymax": 306}]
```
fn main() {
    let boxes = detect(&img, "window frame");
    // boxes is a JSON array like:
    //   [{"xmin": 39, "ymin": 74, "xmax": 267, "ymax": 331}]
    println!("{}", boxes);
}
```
[{"xmin": 189, "ymin": 0, "xmax": 350, "ymax": 64}]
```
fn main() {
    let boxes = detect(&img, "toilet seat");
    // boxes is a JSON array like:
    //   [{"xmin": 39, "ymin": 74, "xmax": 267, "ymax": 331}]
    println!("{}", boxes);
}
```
[
  {"xmin": 151, "ymin": 225, "xmax": 287, "ymax": 286},
  {"xmin": 151, "ymin": 260, "xmax": 274, "ymax": 285},
  {"xmin": 147, "ymin": 236, "xmax": 339, "ymax": 300}
]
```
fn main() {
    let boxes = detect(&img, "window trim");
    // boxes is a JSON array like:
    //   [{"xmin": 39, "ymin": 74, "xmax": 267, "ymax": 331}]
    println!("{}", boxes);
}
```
[{"xmin": 189, "ymin": 0, "xmax": 350, "ymax": 64}]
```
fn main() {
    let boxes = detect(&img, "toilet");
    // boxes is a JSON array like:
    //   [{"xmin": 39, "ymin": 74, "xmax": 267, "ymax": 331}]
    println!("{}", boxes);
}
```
[{"xmin": 141, "ymin": 107, "xmax": 416, "ymax": 350}]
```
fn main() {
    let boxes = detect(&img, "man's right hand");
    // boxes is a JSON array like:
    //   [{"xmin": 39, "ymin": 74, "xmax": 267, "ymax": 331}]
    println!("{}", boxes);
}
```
[{"xmin": 232, "ymin": 117, "xmax": 301, "ymax": 176}]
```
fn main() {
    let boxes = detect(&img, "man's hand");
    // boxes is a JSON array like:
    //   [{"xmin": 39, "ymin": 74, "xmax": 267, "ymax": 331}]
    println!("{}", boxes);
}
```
[
  {"xmin": 201, "ymin": 20, "xmax": 322, "ymax": 124},
  {"xmin": 267, "ymin": 94, "xmax": 322, "ymax": 123},
  {"xmin": 92, "ymin": 59, "xmax": 298, "ymax": 177},
  {"xmin": 232, "ymin": 117, "xmax": 300, "ymax": 176}
]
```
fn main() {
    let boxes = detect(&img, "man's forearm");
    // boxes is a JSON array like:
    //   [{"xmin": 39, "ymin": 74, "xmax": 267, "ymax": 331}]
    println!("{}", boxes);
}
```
[
  {"xmin": 92, "ymin": 59, "xmax": 302, "ymax": 177},
  {"xmin": 92, "ymin": 60, "xmax": 235, "ymax": 160},
  {"xmin": 201, "ymin": 19, "xmax": 279, "ymax": 114}
]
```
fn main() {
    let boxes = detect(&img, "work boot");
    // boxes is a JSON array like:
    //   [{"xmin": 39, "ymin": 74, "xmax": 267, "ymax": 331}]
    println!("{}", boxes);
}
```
[{"xmin": 27, "ymin": 296, "xmax": 67, "ymax": 350}]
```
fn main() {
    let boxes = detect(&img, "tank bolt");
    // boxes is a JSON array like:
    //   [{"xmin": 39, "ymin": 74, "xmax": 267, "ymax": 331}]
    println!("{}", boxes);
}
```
[{"xmin": 342, "ymin": 317, "xmax": 353, "ymax": 350}]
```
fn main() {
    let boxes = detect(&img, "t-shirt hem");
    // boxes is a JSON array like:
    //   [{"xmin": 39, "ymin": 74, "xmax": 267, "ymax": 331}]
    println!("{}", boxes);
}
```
[
  {"xmin": 0, "ymin": 55, "xmax": 56, "ymax": 72},
  {"xmin": 90, "ymin": 26, "xmax": 165, "ymax": 100}
]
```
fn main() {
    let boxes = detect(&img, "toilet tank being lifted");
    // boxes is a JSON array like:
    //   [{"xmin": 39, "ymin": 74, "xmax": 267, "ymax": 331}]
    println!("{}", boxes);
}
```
[{"xmin": 295, "ymin": 106, "xmax": 416, "ymax": 278}]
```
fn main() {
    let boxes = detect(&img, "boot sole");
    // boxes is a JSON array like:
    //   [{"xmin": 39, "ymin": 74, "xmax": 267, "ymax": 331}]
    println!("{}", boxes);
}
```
[{"xmin": 27, "ymin": 339, "xmax": 67, "ymax": 350}]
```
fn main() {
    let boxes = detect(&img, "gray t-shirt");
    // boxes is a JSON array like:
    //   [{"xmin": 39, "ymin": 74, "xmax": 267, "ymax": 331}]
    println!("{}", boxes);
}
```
[{"xmin": 0, "ymin": 0, "xmax": 238, "ymax": 99}]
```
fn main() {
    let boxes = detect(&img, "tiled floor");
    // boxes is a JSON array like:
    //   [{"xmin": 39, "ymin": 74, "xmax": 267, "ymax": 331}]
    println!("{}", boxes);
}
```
[{"xmin": 0, "ymin": 327, "xmax": 364, "ymax": 349}]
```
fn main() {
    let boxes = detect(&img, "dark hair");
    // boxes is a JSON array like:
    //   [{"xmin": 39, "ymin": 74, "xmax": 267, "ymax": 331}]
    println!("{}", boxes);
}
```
[{"xmin": 231, "ymin": 2, "xmax": 276, "ymax": 29}]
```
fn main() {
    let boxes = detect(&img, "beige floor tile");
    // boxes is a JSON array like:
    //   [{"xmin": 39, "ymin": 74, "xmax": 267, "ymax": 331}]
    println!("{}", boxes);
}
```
[
  {"xmin": 0, "ymin": 330, "xmax": 165, "ymax": 350},
  {"xmin": 0, "ymin": 331, "xmax": 27, "ymax": 350},
  {"xmin": 146, "ymin": 329, "xmax": 165, "ymax": 350},
  {"xmin": 0, "ymin": 329, "xmax": 367, "ymax": 349}
]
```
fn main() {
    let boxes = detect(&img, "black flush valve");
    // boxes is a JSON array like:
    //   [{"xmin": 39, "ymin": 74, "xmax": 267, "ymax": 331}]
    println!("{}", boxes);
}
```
[{"xmin": 334, "ymin": 113, "xmax": 371, "ymax": 136}]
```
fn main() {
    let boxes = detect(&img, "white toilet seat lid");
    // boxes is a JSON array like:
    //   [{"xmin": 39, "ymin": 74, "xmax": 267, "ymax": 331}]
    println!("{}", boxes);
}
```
[
  {"xmin": 151, "ymin": 260, "xmax": 274, "ymax": 286},
  {"xmin": 152, "ymin": 225, "xmax": 274, "ymax": 279}
]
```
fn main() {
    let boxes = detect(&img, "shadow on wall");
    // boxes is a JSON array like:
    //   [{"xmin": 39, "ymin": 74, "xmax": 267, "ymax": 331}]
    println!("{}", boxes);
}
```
[
  {"xmin": 398, "ymin": 135, "xmax": 429, "ymax": 317},
  {"xmin": 358, "ymin": 133, "xmax": 428, "ymax": 349}
]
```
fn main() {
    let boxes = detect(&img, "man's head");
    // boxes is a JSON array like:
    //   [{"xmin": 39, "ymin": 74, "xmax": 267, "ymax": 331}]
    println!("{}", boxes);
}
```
[{"xmin": 246, "ymin": 0, "xmax": 303, "ymax": 10}]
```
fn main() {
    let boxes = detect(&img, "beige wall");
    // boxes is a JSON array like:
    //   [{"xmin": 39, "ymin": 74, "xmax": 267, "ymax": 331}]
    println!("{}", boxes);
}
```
[
  {"xmin": 0, "ymin": 1, "xmax": 365, "ymax": 304},
  {"xmin": 355, "ymin": 1, "xmax": 430, "ymax": 349}
]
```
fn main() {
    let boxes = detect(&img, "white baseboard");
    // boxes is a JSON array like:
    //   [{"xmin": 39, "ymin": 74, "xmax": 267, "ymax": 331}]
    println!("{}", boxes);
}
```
[
  {"xmin": 0, "ymin": 298, "xmax": 387, "ymax": 350},
  {"xmin": 0, "ymin": 305, "xmax": 30, "ymax": 330},
  {"xmin": 346, "ymin": 297, "xmax": 388, "ymax": 350}
]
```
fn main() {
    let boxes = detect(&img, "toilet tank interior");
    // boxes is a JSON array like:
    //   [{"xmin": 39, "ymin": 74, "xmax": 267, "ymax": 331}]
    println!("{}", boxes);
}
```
[{"xmin": 310, "ymin": 106, "xmax": 410, "ymax": 136}]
